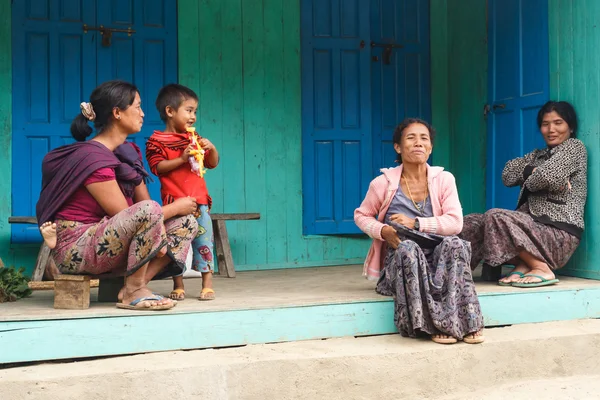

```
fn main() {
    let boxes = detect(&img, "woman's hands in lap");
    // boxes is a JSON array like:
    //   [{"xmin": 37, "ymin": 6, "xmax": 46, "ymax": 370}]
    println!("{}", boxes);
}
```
[
  {"xmin": 382, "ymin": 226, "xmax": 401, "ymax": 249},
  {"xmin": 383, "ymin": 214, "xmax": 417, "ymax": 249},
  {"xmin": 389, "ymin": 213, "xmax": 416, "ymax": 230}
]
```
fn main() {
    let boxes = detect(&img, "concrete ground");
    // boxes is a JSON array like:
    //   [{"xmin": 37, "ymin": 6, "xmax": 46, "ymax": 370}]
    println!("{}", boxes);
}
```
[
  {"xmin": 1, "ymin": 319, "xmax": 600, "ymax": 399},
  {"xmin": 439, "ymin": 375, "xmax": 600, "ymax": 399}
]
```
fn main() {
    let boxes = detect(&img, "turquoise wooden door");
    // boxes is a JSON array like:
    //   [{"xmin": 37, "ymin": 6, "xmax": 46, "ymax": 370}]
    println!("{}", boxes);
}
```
[
  {"xmin": 301, "ymin": 0, "xmax": 431, "ymax": 235},
  {"xmin": 11, "ymin": 0, "xmax": 177, "ymax": 242},
  {"xmin": 486, "ymin": 0, "xmax": 549, "ymax": 210}
]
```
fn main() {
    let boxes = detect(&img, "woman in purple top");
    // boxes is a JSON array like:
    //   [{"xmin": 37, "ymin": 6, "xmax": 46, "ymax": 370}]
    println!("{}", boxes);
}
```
[{"xmin": 37, "ymin": 80, "xmax": 199, "ymax": 311}]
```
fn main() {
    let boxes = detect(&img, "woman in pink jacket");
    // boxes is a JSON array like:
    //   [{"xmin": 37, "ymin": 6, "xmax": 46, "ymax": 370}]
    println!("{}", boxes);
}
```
[{"xmin": 354, "ymin": 118, "xmax": 484, "ymax": 345}]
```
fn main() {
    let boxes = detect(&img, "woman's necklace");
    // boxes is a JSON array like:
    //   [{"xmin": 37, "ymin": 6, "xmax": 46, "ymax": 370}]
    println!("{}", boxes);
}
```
[{"xmin": 402, "ymin": 174, "xmax": 428, "ymax": 216}]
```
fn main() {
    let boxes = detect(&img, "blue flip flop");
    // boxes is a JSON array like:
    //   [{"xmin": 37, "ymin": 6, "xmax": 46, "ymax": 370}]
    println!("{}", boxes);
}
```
[
  {"xmin": 116, "ymin": 295, "xmax": 176, "ymax": 311},
  {"xmin": 498, "ymin": 271, "xmax": 525, "ymax": 286},
  {"xmin": 511, "ymin": 274, "xmax": 559, "ymax": 288}
]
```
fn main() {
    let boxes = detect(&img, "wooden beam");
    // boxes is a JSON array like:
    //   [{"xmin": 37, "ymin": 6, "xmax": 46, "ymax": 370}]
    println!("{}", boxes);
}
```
[{"xmin": 211, "ymin": 213, "xmax": 260, "ymax": 221}]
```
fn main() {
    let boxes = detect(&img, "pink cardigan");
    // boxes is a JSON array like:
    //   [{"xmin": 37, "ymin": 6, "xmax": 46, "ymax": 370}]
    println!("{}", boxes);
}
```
[{"xmin": 354, "ymin": 164, "xmax": 463, "ymax": 280}]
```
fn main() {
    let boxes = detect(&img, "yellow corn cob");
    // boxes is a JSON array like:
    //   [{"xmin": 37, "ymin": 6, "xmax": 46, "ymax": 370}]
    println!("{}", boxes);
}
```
[{"xmin": 186, "ymin": 127, "xmax": 207, "ymax": 178}]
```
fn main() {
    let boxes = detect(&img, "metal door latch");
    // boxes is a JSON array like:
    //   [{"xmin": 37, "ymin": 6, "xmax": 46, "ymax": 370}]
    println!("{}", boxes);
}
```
[
  {"xmin": 371, "ymin": 42, "xmax": 404, "ymax": 65},
  {"xmin": 82, "ymin": 24, "xmax": 136, "ymax": 47}
]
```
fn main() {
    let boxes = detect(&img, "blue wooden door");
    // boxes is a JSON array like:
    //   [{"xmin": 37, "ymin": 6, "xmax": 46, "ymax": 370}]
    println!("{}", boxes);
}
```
[
  {"xmin": 11, "ymin": 0, "xmax": 177, "ymax": 242},
  {"xmin": 486, "ymin": 0, "xmax": 549, "ymax": 210},
  {"xmin": 301, "ymin": 0, "xmax": 372, "ymax": 235},
  {"xmin": 301, "ymin": 0, "xmax": 431, "ymax": 235},
  {"xmin": 370, "ymin": 0, "xmax": 430, "ymax": 175}
]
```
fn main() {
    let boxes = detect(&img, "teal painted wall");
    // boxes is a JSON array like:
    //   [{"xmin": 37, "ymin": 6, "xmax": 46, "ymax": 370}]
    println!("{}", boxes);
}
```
[
  {"xmin": 177, "ymin": 0, "xmax": 369, "ymax": 271},
  {"xmin": 549, "ymin": 0, "xmax": 600, "ymax": 279},
  {"xmin": 0, "ymin": 0, "xmax": 9, "ymax": 267},
  {"xmin": 431, "ymin": 0, "xmax": 488, "ymax": 215}
]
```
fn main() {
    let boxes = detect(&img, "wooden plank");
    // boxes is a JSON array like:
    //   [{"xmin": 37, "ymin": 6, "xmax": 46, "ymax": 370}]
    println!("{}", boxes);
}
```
[
  {"xmin": 177, "ymin": 0, "xmax": 200, "ymax": 93},
  {"xmin": 211, "ymin": 213, "xmax": 260, "ymax": 221},
  {"xmin": 430, "ymin": 0, "xmax": 451, "ymax": 169},
  {"xmin": 263, "ymin": 0, "xmax": 288, "ymax": 265},
  {"xmin": 242, "ymin": 0, "xmax": 268, "ymax": 266},
  {"xmin": 4, "ymin": 287, "xmax": 600, "ymax": 364},
  {"xmin": 447, "ymin": 0, "xmax": 487, "ymax": 214},
  {"xmin": 282, "ymin": 0, "xmax": 307, "ymax": 265},
  {"xmin": 554, "ymin": 0, "xmax": 600, "ymax": 280},
  {"xmin": 213, "ymin": 220, "xmax": 236, "ymax": 278},
  {"xmin": 31, "ymin": 244, "xmax": 50, "ymax": 281},
  {"xmin": 8, "ymin": 217, "xmax": 37, "ymax": 224},
  {"xmin": 0, "ymin": 0, "xmax": 12, "ymax": 268},
  {"xmin": 28, "ymin": 279, "xmax": 99, "ymax": 291},
  {"xmin": 220, "ymin": 0, "xmax": 246, "ymax": 268},
  {"xmin": 55, "ymin": 274, "xmax": 91, "ymax": 282}
]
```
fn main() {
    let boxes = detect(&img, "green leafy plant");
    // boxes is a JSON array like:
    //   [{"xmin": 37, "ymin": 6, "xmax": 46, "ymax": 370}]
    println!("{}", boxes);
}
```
[{"xmin": 0, "ymin": 266, "xmax": 32, "ymax": 303}]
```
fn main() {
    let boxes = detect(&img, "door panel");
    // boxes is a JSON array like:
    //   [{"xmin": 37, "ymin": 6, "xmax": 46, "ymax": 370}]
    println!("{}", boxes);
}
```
[
  {"xmin": 301, "ymin": 0, "xmax": 372, "ymax": 235},
  {"xmin": 11, "ymin": 0, "xmax": 177, "ymax": 242},
  {"xmin": 96, "ymin": 0, "xmax": 178, "ymax": 202},
  {"xmin": 486, "ymin": 0, "xmax": 549, "ymax": 210},
  {"xmin": 12, "ymin": 0, "xmax": 97, "ymax": 242},
  {"xmin": 370, "ymin": 0, "xmax": 430, "ymax": 175}
]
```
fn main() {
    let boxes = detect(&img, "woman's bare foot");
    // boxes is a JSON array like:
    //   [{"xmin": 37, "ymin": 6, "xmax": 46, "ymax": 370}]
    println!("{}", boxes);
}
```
[
  {"xmin": 499, "ymin": 262, "xmax": 531, "ymax": 285},
  {"xmin": 515, "ymin": 262, "xmax": 555, "ymax": 284},
  {"xmin": 463, "ymin": 330, "xmax": 485, "ymax": 344},
  {"xmin": 40, "ymin": 222, "xmax": 57, "ymax": 249},
  {"xmin": 121, "ymin": 284, "xmax": 172, "ymax": 308},
  {"xmin": 431, "ymin": 334, "xmax": 457, "ymax": 344}
]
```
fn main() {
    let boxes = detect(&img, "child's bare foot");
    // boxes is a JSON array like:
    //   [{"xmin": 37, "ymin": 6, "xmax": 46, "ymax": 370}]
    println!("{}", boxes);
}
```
[
  {"xmin": 40, "ymin": 222, "xmax": 57, "ymax": 249},
  {"xmin": 169, "ymin": 275, "xmax": 185, "ymax": 300},
  {"xmin": 199, "ymin": 271, "xmax": 215, "ymax": 301}
]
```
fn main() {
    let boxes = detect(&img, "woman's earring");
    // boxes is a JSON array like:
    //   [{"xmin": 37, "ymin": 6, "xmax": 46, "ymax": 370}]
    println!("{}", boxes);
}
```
[{"xmin": 117, "ymin": 116, "xmax": 121, "ymax": 120}]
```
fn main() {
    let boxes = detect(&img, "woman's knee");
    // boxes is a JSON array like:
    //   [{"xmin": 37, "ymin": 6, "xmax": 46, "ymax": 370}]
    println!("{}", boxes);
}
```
[
  {"xmin": 180, "ymin": 214, "xmax": 199, "ymax": 237},
  {"xmin": 398, "ymin": 240, "xmax": 419, "ymax": 252},
  {"xmin": 134, "ymin": 200, "xmax": 163, "ymax": 215},
  {"xmin": 129, "ymin": 200, "xmax": 164, "ymax": 225}
]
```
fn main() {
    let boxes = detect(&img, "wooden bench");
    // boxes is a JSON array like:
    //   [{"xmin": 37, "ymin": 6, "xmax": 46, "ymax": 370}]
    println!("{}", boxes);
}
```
[
  {"xmin": 8, "ymin": 212, "xmax": 259, "ymax": 308},
  {"xmin": 211, "ymin": 213, "xmax": 260, "ymax": 278}
]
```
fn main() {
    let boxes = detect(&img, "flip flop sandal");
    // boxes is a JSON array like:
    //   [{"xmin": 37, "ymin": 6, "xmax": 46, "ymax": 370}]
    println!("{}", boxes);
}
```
[
  {"xmin": 512, "ymin": 274, "xmax": 559, "ymax": 288},
  {"xmin": 169, "ymin": 288, "xmax": 186, "ymax": 300},
  {"xmin": 498, "ymin": 271, "xmax": 525, "ymax": 286},
  {"xmin": 116, "ymin": 295, "xmax": 176, "ymax": 311},
  {"xmin": 463, "ymin": 333, "xmax": 485, "ymax": 344},
  {"xmin": 199, "ymin": 288, "xmax": 215, "ymax": 301},
  {"xmin": 431, "ymin": 335, "xmax": 458, "ymax": 344}
]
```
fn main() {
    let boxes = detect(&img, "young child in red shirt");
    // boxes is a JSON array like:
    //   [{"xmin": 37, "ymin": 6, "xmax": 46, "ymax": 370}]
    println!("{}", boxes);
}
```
[{"xmin": 146, "ymin": 84, "xmax": 219, "ymax": 300}]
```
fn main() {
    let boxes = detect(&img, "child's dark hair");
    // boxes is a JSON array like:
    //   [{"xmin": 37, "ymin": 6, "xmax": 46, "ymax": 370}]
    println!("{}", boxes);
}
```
[
  {"xmin": 537, "ymin": 101, "xmax": 578, "ymax": 138},
  {"xmin": 392, "ymin": 118, "xmax": 436, "ymax": 163},
  {"xmin": 155, "ymin": 83, "xmax": 199, "ymax": 122},
  {"xmin": 70, "ymin": 80, "xmax": 139, "ymax": 142}
]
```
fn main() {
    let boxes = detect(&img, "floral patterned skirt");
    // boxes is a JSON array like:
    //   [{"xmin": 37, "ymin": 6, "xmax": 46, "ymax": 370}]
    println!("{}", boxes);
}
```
[
  {"xmin": 376, "ymin": 237, "xmax": 484, "ymax": 340},
  {"xmin": 460, "ymin": 205, "xmax": 580, "ymax": 271},
  {"xmin": 52, "ymin": 200, "xmax": 198, "ymax": 278}
]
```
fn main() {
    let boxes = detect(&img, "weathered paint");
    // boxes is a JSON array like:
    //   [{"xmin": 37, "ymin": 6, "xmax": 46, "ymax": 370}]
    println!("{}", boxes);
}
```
[
  {"xmin": 3, "ymin": 286, "xmax": 600, "ymax": 364},
  {"xmin": 549, "ymin": 0, "xmax": 600, "ymax": 279},
  {"xmin": 177, "ymin": 0, "xmax": 369, "ymax": 271},
  {"xmin": 429, "ymin": 0, "xmax": 451, "ymax": 170},
  {"xmin": 430, "ymin": 0, "xmax": 487, "ymax": 215},
  {"xmin": 0, "ymin": 0, "xmax": 9, "ymax": 265}
]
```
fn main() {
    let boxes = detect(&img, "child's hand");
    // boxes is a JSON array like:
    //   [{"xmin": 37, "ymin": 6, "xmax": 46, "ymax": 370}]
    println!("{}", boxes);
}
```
[
  {"xmin": 180, "ymin": 145, "xmax": 194, "ymax": 161},
  {"xmin": 172, "ymin": 196, "xmax": 197, "ymax": 216},
  {"xmin": 199, "ymin": 138, "xmax": 215, "ymax": 151}
]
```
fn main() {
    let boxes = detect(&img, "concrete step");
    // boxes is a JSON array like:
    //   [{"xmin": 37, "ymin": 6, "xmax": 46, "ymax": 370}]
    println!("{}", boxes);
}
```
[{"xmin": 2, "ymin": 319, "xmax": 600, "ymax": 400}]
